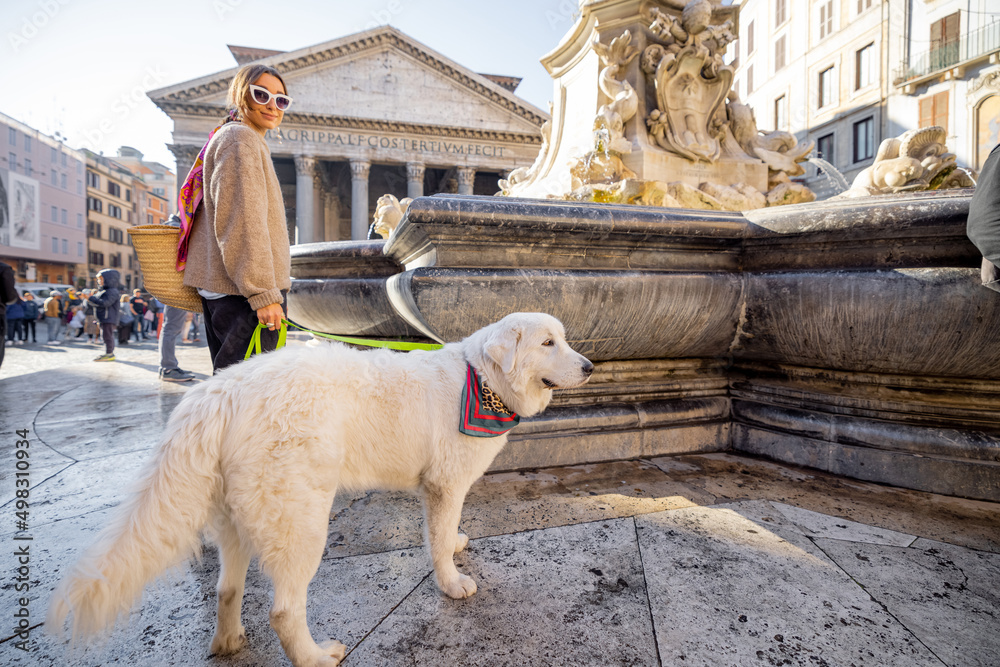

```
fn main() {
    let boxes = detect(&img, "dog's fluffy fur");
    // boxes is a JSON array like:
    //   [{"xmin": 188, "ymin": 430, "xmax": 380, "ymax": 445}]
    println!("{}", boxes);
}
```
[{"xmin": 47, "ymin": 312, "xmax": 593, "ymax": 667}]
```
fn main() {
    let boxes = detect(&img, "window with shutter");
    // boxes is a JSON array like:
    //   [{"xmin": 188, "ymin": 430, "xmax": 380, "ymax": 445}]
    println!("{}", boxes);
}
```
[
  {"xmin": 930, "ymin": 12, "xmax": 961, "ymax": 70},
  {"xmin": 819, "ymin": 1, "xmax": 833, "ymax": 40},
  {"xmin": 919, "ymin": 91, "xmax": 949, "ymax": 132}
]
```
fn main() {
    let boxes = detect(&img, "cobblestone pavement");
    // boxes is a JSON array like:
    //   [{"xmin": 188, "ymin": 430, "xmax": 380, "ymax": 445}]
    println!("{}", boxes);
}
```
[{"xmin": 1, "ymin": 335, "xmax": 998, "ymax": 666}]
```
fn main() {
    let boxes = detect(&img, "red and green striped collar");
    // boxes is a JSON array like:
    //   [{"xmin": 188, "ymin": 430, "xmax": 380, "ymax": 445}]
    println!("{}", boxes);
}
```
[{"xmin": 459, "ymin": 363, "xmax": 520, "ymax": 437}]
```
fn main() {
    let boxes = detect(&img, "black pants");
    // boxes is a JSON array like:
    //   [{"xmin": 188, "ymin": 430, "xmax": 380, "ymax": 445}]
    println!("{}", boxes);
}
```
[
  {"xmin": 201, "ymin": 293, "xmax": 287, "ymax": 374},
  {"xmin": 23, "ymin": 320, "xmax": 35, "ymax": 342},
  {"xmin": 0, "ymin": 313, "xmax": 6, "ymax": 370},
  {"xmin": 102, "ymin": 323, "xmax": 116, "ymax": 355},
  {"xmin": 6, "ymin": 318, "xmax": 22, "ymax": 341}
]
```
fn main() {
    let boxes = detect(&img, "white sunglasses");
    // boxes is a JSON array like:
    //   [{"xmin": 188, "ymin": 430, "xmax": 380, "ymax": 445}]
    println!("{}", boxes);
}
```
[{"xmin": 249, "ymin": 84, "xmax": 292, "ymax": 111}]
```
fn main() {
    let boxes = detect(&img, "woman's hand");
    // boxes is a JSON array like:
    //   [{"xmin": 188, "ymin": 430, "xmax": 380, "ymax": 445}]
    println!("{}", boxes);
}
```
[{"xmin": 256, "ymin": 302, "xmax": 285, "ymax": 331}]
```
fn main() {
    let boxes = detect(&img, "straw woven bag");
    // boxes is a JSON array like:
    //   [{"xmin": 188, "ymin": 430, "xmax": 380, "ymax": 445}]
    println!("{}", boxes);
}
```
[{"xmin": 127, "ymin": 225, "xmax": 203, "ymax": 313}]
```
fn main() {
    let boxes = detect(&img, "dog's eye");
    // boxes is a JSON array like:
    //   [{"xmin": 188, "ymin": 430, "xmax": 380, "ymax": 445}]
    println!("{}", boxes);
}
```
[{"xmin": 542, "ymin": 339, "xmax": 554, "ymax": 347}]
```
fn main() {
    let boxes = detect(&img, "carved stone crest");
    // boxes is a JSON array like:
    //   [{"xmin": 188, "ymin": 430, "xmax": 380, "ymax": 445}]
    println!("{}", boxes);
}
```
[{"xmin": 642, "ymin": 3, "xmax": 735, "ymax": 163}]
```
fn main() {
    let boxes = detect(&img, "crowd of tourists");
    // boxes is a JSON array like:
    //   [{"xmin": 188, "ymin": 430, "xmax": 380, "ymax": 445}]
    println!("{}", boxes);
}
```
[
  {"xmin": 3, "ymin": 286, "xmax": 201, "ymax": 350},
  {"xmin": 1, "ymin": 270, "xmax": 203, "ymax": 381}
]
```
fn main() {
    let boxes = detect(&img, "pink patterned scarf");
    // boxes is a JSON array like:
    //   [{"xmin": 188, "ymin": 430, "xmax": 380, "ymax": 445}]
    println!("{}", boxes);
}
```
[{"xmin": 175, "ymin": 110, "xmax": 239, "ymax": 270}]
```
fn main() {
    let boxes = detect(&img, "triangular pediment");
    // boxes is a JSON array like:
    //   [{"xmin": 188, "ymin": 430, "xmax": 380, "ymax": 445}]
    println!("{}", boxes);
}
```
[{"xmin": 150, "ymin": 27, "xmax": 548, "ymax": 135}]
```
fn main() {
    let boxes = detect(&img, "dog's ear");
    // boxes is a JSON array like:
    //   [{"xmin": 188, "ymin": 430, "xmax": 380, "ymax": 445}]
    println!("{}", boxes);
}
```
[{"xmin": 484, "ymin": 324, "xmax": 521, "ymax": 375}]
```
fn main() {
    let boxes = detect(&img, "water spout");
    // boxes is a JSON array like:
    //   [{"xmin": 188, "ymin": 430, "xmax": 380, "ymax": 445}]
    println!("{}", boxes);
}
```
[
  {"xmin": 954, "ymin": 166, "xmax": 978, "ymax": 187},
  {"xmin": 807, "ymin": 157, "xmax": 850, "ymax": 194}
]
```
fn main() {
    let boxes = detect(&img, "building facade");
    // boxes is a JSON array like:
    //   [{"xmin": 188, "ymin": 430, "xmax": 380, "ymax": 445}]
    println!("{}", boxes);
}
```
[
  {"xmin": 734, "ymin": 0, "xmax": 1000, "ymax": 197},
  {"xmin": 0, "ymin": 112, "xmax": 87, "ymax": 286},
  {"xmin": 149, "ymin": 26, "xmax": 548, "ymax": 243},
  {"xmin": 136, "ymin": 179, "xmax": 169, "ymax": 227},
  {"xmin": 84, "ymin": 150, "xmax": 142, "ymax": 290},
  {"xmin": 114, "ymin": 146, "xmax": 177, "ymax": 214}
]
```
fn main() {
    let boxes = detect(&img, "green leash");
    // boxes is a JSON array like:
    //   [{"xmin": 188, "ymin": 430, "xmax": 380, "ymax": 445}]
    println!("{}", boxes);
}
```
[{"xmin": 245, "ymin": 318, "xmax": 443, "ymax": 360}]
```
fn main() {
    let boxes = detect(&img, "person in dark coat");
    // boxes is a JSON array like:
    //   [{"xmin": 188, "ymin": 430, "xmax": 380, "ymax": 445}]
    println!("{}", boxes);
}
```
[
  {"xmin": 88, "ymin": 268, "xmax": 121, "ymax": 361},
  {"xmin": 0, "ymin": 262, "xmax": 17, "ymax": 370},
  {"xmin": 968, "ymin": 143, "xmax": 1000, "ymax": 292},
  {"xmin": 5, "ymin": 294, "xmax": 24, "ymax": 343},
  {"xmin": 20, "ymin": 292, "xmax": 39, "ymax": 343}
]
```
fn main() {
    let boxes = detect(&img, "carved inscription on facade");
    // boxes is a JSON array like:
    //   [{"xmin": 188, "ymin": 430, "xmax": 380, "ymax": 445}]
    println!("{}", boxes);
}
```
[{"xmin": 265, "ymin": 128, "xmax": 506, "ymax": 158}]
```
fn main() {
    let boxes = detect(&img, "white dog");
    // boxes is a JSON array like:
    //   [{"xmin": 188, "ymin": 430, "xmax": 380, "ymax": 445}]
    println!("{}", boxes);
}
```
[{"xmin": 47, "ymin": 312, "xmax": 593, "ymax": 667}]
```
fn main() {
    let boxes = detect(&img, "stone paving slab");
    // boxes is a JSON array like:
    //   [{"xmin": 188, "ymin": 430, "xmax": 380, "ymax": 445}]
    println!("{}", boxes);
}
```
[
  {"xmin": 819, "ymin": 537, "xmax": 1000, "ymax": 667},
  {"xmin": 636, "ymin": 502, "xmax": 941, "ymax": 666},
  {"xmin": 1, "ymin": 336, "xmax": 999, "ymax": 666},
  {"xmin": 343, "ymin": 518, "xmax": 658, "ymax": 667},
  {"xmin": 770, "ymin": 501, "xmax": 918, "ymax": 547}
]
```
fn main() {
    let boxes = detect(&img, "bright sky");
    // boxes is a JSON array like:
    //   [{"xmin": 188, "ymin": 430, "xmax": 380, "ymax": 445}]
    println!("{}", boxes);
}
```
[{"xmin": 1, "ymin": 0, "xmax": 582, "ymax": 172}]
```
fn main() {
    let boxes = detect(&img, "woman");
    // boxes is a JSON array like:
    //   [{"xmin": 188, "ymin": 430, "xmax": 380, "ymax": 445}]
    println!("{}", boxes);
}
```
[{"xmin": 179, "ymin": 63, "xmax": 292, "ymax": 372}]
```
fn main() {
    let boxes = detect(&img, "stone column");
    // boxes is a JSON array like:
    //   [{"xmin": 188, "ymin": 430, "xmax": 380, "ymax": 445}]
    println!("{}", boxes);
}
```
[
  {"xmin": 312, "ymin": 169, "xmax": 325, "ymax": 242},
  {"xmin": 168, "ymin": 144, "xmax": 200, "ymax": 210},
  {"xmin": 457, "ymin": 166, "xmax": 476, "ymax": 195},
  {"xmin": 406, "ymin": 162, "xmax": 425, "ymax": 200},
  {"xmin": 294, "ymin": 155, "xmax": 317, "ymax": 245},
  {"xmin": 323, "ymin": 191, "xmax": 341, "ymax": 242},
  {"xmin": 350, "ymin": 159, "xmax": 371, "ymax": 240}
]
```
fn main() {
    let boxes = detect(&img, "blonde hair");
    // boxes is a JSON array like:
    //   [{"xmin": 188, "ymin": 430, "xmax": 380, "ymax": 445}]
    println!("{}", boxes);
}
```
[{"xmin": 226, "ymin": 64, "xmax": 288, "ymax": 121}]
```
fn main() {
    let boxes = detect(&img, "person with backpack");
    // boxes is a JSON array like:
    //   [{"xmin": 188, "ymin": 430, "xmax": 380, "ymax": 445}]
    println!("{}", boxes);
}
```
[{"xmin": 129, "ymin": 289, "xmax": 149, "ymax": 341}]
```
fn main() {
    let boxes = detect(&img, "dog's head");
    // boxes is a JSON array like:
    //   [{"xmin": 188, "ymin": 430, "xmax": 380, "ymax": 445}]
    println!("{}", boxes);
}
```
[{"xmin": 467, "ymin": 312, "xmax": 594, "ymax": 417}]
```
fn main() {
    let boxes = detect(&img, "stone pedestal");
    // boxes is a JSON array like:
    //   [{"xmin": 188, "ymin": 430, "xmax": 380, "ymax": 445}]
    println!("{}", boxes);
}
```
[{"xmin": 621, "ymin": 152, "xmax": 769, "ymax": 193}]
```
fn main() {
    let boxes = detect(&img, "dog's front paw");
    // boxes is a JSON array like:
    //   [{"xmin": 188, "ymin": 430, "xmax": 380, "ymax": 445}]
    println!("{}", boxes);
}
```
[
  {"xmin": 441, "ymin": 573, "xmax": 477, "ymax": 599},
  {"xmin": 315, "ymin": 640, "xmax": 347, "ymax": 666},
  {"xmin": 209, "ymin": 627, "xmax": 247, "ymax": 655},
  {"xmin": 454, "ymin": 532, "xmax": 469, "ymax": 553}
]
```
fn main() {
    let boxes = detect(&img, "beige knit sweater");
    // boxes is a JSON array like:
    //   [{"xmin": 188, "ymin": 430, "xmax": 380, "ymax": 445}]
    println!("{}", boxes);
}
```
[{"xmin": 183, "ymin": 122, "xmax": 290, "ymax": 311}]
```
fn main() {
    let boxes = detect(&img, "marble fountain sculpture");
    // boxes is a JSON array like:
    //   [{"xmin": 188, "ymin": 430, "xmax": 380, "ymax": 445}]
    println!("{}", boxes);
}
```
[
  {"xmin": 289, "ymin": 0, "xmax": 998, "ymax": 503},
  {"xmin": 498, "ymin": 0, "xmax": 816, "ymax": 211}
]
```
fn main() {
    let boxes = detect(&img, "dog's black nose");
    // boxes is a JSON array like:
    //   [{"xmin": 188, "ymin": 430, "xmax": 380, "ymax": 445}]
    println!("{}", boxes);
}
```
[{"xmin": 582, "ymin": 360, "xmax": 594, "ymax": 376}]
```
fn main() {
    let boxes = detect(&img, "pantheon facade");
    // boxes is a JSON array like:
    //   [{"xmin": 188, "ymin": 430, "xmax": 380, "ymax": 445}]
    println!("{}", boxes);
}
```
[{"xmin": 149, "ymin": 27, "xmax": 548, "ymax": 242}]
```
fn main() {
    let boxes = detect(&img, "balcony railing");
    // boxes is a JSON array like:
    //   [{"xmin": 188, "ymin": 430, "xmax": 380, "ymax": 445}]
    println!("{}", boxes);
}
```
[{"xmin": 895, "ymin": 20, "xmax": 1000, "ymax": 83}]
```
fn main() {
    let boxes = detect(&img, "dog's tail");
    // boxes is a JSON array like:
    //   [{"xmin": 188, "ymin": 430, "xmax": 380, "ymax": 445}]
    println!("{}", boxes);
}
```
[{"xmin": 46, "ymin": 390, "xmax": 227, "ymax": 639}]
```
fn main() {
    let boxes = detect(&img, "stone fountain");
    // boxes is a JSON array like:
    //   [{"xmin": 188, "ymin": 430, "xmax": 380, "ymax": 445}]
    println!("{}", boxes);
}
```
[
  {"xmin": 498, "ymin": 0, "xmax": 816, "ymax": 211},
  {"xmin": 289, "ymin": 0, "xmax": 998, "ymax": 503}
]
